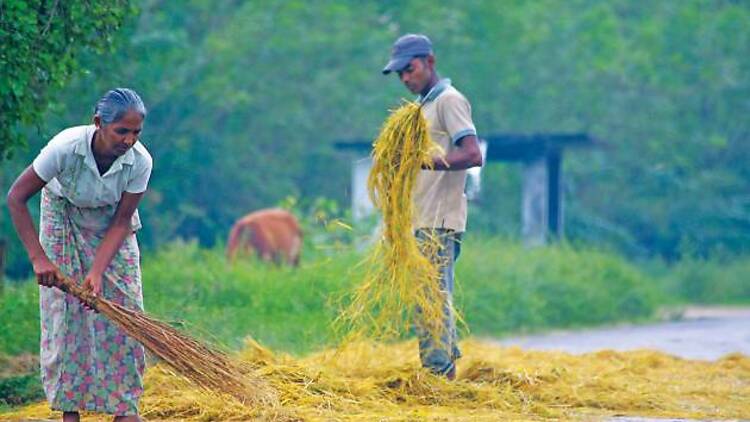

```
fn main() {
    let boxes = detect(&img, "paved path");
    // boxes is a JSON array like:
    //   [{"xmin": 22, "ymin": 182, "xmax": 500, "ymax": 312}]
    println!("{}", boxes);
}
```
[{"xmin": 497, "ymin": 307, "xmax": 750, "ymax": 361}]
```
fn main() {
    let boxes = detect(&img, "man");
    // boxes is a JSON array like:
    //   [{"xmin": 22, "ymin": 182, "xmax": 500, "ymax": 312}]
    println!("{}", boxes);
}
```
[{"xmin": 382, "ymin": 33, "xmax": 483, "ymax": 379}]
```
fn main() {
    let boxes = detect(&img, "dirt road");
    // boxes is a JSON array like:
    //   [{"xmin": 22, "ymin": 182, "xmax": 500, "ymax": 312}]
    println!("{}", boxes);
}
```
[{"xmin": 497, "ymin": 306, "xmax": 750, "ymax": 361}]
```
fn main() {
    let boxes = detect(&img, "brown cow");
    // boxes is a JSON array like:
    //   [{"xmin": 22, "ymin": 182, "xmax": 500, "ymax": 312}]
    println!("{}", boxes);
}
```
[{"xmin": 226, "ymin": 208, "xmax": 302, "ymax": 266}]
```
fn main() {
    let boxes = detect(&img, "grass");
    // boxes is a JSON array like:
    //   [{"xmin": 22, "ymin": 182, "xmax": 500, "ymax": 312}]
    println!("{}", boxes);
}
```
[
  {"xmin": 0, "ymin": 237, "xmax": 665, "ymax": 358},
  {"xmin": 0, "ymin": 283, "xmax": 39, "ymax": 356},
  {"xmin": 657, "ymin": 256, "xmax": 750, "ymax": 304},
  {"xmin": 456, "ymin": 238, "xmax": 659, "ymax": 336},
  {"xmin": 0, "ymin": 374, "xmax": 44, "ymax": 407},
  {"xmin": 3, "ymin": 236, "xmax": 749, "ymax": 409},
  {"xmin": 3, "ymin": 236, "xmax": 749, "ymax": 360},
  {"xmin": 140, "ymin": 239, "xmax": 360, "ymax": 353}
]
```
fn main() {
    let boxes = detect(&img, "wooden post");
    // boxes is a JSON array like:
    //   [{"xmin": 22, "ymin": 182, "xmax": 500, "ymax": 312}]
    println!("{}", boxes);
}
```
[
  {"xmin": 521, "ymin": 157, "xmax": 548, "ymax": 247},
  {"xmin": 352, "ymin": 157, "xmax": 374, "ymax": 221},
  {"xmin": 465, "ymin": 139, "xmax": 487, "ymax": 201},
  {"xmin": 547, "ymin": 150, "xmax": 563, "ymax": 239}
]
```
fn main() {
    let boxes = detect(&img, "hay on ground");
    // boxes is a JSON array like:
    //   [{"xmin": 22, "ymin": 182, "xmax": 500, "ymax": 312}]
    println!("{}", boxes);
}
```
[{"xmin": 5, "ymin": 339, "xmax": 749, "ymax": 421}]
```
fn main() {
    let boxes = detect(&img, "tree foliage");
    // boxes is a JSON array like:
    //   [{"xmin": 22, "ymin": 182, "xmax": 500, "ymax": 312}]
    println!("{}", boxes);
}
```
[
  {"xmin": 0, "ymin": 0, "xmax": 132, "ymax": 159},
  {"xmin": 2, "ymin": 0, "xmax": 749, "ymax": 277}
]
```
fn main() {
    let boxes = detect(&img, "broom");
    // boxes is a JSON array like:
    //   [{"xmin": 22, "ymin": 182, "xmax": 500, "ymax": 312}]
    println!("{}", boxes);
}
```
[{"xmin": 53, "ymin": 273, "xmax": 275, "ymax": 405}]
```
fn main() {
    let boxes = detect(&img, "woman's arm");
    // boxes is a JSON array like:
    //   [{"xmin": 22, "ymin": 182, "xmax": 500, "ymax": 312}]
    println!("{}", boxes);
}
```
[
  {"xmin": 6, "ymin": 166, "xmax": 62, "ymax": 286},
  {"xmin": 82, "ymin": 191, "xmax": 144, "ymax": 297}
]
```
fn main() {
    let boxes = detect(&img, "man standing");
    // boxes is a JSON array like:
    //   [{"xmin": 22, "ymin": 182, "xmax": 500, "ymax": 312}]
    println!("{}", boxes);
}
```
[{"xmin": 382, "ymin": 33, "xmax": 483, "ymax": 379}]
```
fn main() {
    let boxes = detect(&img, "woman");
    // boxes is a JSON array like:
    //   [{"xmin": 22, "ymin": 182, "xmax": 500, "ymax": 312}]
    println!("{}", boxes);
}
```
[{"xmin": 7, "ymin": 88, "xmax": 153, "ymax": 422}]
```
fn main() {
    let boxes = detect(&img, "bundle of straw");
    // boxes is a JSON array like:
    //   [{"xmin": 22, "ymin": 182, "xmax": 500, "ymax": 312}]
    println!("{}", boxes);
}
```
[
  {"xmin": 340, "ymin": 101, "xmax": 451, "ymax": 341},
  {"xmin": 54, "ymin": 274, "xmax": 275, "ymax": 405}
]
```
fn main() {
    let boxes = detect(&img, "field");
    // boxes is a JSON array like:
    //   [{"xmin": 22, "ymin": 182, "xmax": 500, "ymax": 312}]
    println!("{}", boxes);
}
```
[{"xmin": 2, "ymin": 238, "xmax": 748, "ymax": 420}]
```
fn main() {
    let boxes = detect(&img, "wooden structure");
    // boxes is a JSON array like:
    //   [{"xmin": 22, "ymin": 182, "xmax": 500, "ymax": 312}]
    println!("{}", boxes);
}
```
[
  {"xmin": 334, "ymin": 133, "xmax": 595, "ymax": 246},
  {"xmin": 484, "ymin": 133, "xmax": 595, "ymax": 245}
]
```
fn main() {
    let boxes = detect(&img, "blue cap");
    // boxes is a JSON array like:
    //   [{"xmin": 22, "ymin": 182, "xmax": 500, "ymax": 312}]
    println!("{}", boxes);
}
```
[{"xmin": 382, "ymin": 34, "xmax": 433, "ymax": 74}]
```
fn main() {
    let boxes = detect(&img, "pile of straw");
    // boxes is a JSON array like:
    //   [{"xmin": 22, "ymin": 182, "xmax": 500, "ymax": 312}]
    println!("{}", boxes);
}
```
[
  {"xmin": 55, "ymin": 275, "xmax": 275, "ymax": 406},
  {"xmin": 339, "ymin": 101, "xmax": 450, "ymax": 341},
  {"xmin": 6, "ymin": 339, "xmax": 749, "ymax": 420}
]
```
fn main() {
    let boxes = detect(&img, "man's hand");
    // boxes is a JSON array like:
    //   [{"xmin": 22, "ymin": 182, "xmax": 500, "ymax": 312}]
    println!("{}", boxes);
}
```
[
  {"xmin": 422, "ymin": 155, "xmax": 450, "ymax": 170},
  {"xmin": 423, "ymin": 135, "xmax": 483, "ymax": 171}
]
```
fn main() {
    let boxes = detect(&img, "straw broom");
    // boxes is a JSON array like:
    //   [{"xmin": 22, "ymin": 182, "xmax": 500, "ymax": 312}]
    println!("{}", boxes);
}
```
[{"xmin": 54, "ymin": 274, "xmax": 276, "ymax": 406}]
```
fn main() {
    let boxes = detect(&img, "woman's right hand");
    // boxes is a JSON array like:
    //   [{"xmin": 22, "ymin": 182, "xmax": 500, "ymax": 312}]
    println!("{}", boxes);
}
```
[{"xmin": 32, "ymin": 256, "xmax": 62, "ymax": 287}]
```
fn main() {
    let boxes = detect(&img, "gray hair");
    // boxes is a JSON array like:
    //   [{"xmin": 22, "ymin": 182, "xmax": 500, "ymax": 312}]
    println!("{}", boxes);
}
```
[{"xmin": 94, "ymin": 88, "xmax": 147, "ymax": 126}]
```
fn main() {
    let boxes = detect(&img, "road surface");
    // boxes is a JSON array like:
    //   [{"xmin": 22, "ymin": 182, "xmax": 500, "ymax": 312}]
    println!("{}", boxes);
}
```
[{"xmin": 497, "ymin": 306, "xmax": 750, "ymax": 360}]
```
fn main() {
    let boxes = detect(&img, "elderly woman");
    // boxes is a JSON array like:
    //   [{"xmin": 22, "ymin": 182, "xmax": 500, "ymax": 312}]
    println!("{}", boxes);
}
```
[{"xmin": 6, "ymin": 88, "xmax": 152, "ymax": 422}]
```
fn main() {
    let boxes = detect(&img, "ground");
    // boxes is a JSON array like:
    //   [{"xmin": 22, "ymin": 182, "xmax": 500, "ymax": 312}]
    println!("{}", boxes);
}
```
[{"xmin": 497, "ymin": 306, "xmax": 750, "ymax": 360}]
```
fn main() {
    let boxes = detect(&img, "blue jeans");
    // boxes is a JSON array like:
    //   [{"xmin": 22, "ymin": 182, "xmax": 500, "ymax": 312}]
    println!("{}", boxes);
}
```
[{"xmin": 414, "ymin": 228, "xmax": 462, "ymax": 375}]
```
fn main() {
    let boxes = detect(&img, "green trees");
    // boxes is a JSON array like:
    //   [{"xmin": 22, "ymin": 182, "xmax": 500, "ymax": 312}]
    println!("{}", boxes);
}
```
[
  {"xmin": 0, "ymin": 0, "xmax": 133, "ymax": 159},
  {"xmin": 2, "ymin": 1, "xmax": 748, "ymax": 277}
]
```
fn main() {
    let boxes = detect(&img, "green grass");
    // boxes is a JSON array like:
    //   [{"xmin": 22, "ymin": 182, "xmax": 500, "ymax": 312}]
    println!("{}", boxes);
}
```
[
  {"xmin": 0, "ymin": 374, "xmax": 44, "ymax": 406},
  {"xmin": 4, "ymin": 236, "xmax": 746, "ymax": 359},
  {"xmin": 4, "ymin": 236, "xmax": 747, "ymax": 408},
  {"xmin": 654, "ymin": 256, "xmax": 750, "ymax": 305},
  {"xmin": 456, "ymin": 239, "xmax": 660, "ymax": 336},
  {"xmin": 0, "ymin": 282, "xmax": 39, "ymax": 356},
  {"xmin": 5, "ymin": 237, "xmax": 749, "ymax": 359},
  {"xmin": 0, "ymin": 237, "xmax": 667, "ymax": 357},
  {"xmin": 140, "ymin": 240, "xmax": 360, "ymax": 354}
]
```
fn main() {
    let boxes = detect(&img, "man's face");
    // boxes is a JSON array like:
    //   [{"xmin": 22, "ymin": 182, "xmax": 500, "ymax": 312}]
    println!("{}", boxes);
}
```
[{"xmin": 397, "ymin": 56, "xmax": 433, "ymax": 94}]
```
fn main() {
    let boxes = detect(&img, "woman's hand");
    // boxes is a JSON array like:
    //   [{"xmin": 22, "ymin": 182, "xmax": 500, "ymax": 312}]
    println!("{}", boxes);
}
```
[
  {"xmin": 81, "ymin": 271, "xmax": 103, "ymax": 311},
  {"xmin": 32, "ymin": 256, "xmax": 62, "ymax": 288},
  {"xmin": 82, "ymin": 271, "xmax": 103, "ymax": 297},
  {"xmin": 85, "ymin": 191, "xmax": 143, "ymax": 306}
]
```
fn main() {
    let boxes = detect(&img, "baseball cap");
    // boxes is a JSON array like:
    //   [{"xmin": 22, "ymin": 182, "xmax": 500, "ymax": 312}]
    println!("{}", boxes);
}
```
[{"xmin": 382, "ymin": 33, "xmax": 433, "ymax": 74}]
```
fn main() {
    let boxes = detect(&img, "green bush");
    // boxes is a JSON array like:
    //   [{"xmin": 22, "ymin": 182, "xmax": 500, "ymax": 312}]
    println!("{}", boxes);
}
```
[
  {"xmin": 456, "ymin": 238, "xmax": 659, "ymax": 335},
  {"xmin": 0, "ymin": 282, "xmax": 39, "ymax": 356},
  {"xmin": 141, "ymin": 240, "xmax": 361, "ymax": 354},
  {"xmin": 658, "ymin": 257, "xmax": 750, "ymax": 304},
  {"xmin": 0, "ymin": 374, "xmax": 44, "ymax": 407},
  {"xmin": 0, "ymin": 237, "xmax": 665, "ymax": 358}
]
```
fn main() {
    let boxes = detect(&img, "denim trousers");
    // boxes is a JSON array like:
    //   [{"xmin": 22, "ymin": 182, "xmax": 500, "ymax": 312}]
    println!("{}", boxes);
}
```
[{"xmin": 414, "ymin": 228, "xmax": 462, "ymax": 375}]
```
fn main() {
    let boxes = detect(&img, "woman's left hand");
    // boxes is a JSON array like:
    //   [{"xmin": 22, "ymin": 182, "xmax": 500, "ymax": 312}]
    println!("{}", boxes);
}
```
[{"xmin": 82, "ymin": 271, "xmax": 103, "ymax": 310}]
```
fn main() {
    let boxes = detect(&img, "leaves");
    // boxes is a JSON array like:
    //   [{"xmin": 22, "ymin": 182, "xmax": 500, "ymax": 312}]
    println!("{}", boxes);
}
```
[
  {"xmin": 0, "ymin": 0, "xmax": 133, "ymax": 159},
  {"xmin": 2, "ymin": 0, "xmax": 749, "ymax": 277}
]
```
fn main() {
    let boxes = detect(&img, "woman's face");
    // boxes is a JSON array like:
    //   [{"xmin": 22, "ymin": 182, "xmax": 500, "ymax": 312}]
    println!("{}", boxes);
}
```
[{"xmin": 95, "ymin": 110, "xmax": 144, "ymax": 157}]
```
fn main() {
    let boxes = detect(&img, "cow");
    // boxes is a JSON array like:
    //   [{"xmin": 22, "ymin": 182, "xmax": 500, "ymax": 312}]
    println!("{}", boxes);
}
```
[{"xmin": 226, "ymin": 208, "xmax": 302, "ymax": 266}]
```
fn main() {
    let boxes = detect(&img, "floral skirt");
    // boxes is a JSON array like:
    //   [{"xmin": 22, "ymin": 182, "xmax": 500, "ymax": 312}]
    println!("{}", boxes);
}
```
[{"xmin": 38, "ymin": 188, "xmax": 145, "ymax": 415}]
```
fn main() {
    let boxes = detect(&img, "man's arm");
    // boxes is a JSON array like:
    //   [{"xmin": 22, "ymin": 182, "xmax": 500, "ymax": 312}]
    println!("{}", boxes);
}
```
[{"xmin": 428, "ymin": 134, "xmax": 483, "ymax": 171}]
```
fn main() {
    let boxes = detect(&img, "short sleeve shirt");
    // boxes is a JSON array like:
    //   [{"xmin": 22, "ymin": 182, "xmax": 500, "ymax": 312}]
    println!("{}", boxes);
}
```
[
  {"xmin": 32, "ymin": 125, "xmax": 152, "ymax": 222},
  {"xmin": 413, "ymin": 79, "xmax": 477, "ymax": 232}
]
